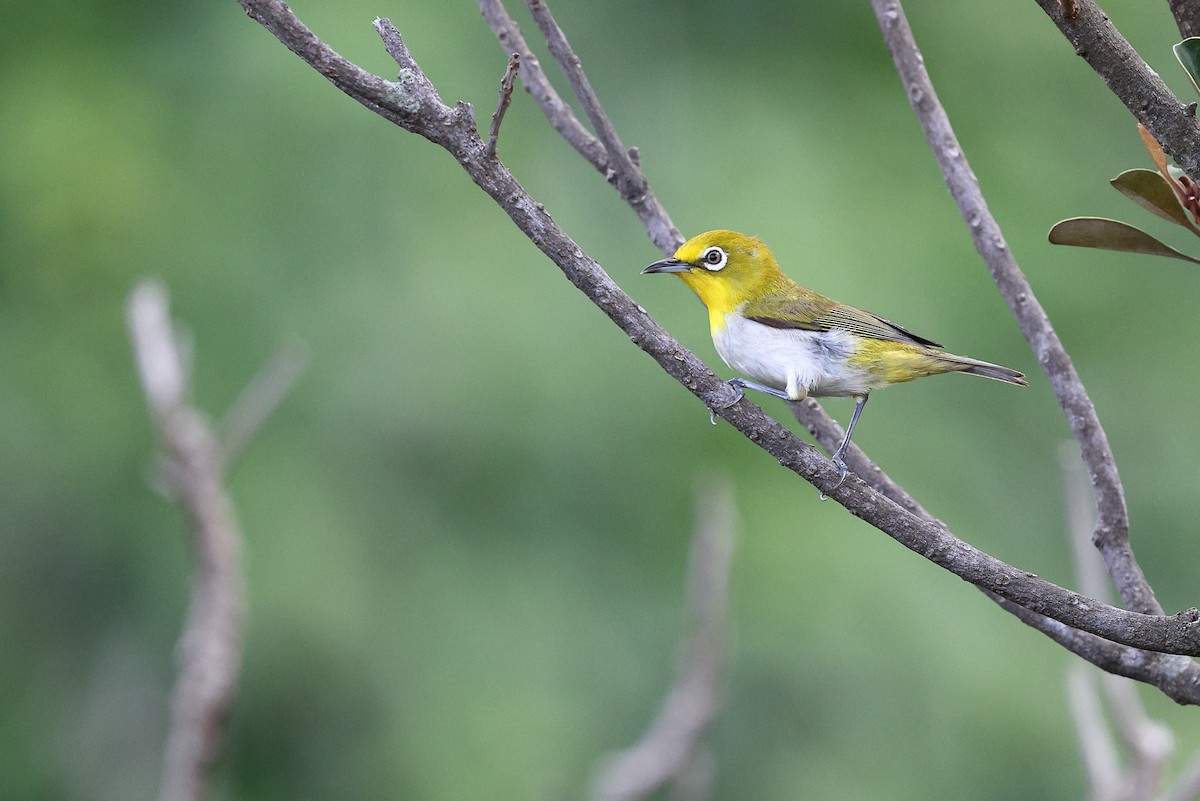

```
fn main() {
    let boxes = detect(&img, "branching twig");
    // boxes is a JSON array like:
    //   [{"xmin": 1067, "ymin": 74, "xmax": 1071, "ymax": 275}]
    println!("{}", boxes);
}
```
[
  {"xmin": 788, "ymin": 399, "xmax": 936, "ymax": 522},
  {"xmin": 478, "ymin": 0, "xmax": 607, "ymax": 170},
  {"xmin": 523, "ymin": 0, "xmax": 640, "ymax": 192},
  {"xmin": 484, "ymin": 52, "xmax": 520, "ymax": 158},
  {"xmin": 478, "ymin": 0, "xmax": 681, "ymax": 253},
  {"xmin": 128, "ymin": 281, "xmax": 246, "ymax": 801},
  {"xmin": 591, "ymin": 474, "xmax": 735, "ymax": 801}
]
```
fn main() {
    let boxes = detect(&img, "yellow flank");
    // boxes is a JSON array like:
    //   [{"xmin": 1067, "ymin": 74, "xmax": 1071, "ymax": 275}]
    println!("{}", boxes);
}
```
[
  {"xmin": 642, "ymin": 229, "xmax": 1026, "ymax": 489},
  {"xmin": 850, "ymin": 339, "xmax": 959, "ymax": 385}
]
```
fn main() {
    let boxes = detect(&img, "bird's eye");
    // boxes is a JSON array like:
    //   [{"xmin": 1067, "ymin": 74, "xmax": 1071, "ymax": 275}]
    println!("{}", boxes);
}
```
[{"xmin": 700, "ymin": 247, "xmax": 728, "ymax": 271}]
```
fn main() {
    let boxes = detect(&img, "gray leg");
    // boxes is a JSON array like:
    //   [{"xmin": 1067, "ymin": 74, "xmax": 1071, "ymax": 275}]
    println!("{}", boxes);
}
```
[
  {"xmin": 824, "ymin": 394, "xmax": 869, "ymax": 497},
  {"xmin": 724, "ymin": 377, "xmax": 792, "ymax": 404}
]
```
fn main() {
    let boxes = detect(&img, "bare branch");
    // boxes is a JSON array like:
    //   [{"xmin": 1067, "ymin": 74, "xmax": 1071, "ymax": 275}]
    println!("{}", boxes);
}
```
[
  {"xmin": 872, "ymin": 0, "xmax": 1160, "ymax": 618},
  {"xmin": 477, "ymin": 0, "xmax": 681, "ymax": 253},
  {"xmin": 591, "ymin": 474, "xmax": 734, "ymax": 801},
  {"xmin": 522, "ymin": 0, "xmax": 680, "ymax": 253},
  {"xmin": 1067, "ymin": 663, "xmax": 1123, "ymax": 800},
  {"xmin": 484, "ymin": 52, "xmax": 520, "ymax": 158},
  {"xmin": 1034, "ymin": 0, "xmax": 1200, "ymax": 185},
  {"xmin": 128, "ymin": 280, "xmax": 246, "ymax": 801},
  {"xmin": 478, "ymin": 0, "xmax": 607, "ymax": 168},
  {"xmin": 523, "ymin": 0, "xmax": 638, "ymax": 191}
]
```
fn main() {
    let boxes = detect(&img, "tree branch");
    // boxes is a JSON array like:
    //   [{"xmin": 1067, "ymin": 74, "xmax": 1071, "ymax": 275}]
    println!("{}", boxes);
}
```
[
  {"xmin": 591, "ymin": 474, "xmax": 734, "ymax": 801},
  {"xmin": 235, "ymin": 0, "xmax": 1200, "ymax": 683},
  {"xmin": 128, "ymin": 281, "xmax": 247, "ymax": 801},
  {"xmin": 1034, "ymin": 0, "xmax": 1200, "ymax": 185},
  {"xmin": 873, "ymin": 0, "xmax": 1162, "ymax": 618}
]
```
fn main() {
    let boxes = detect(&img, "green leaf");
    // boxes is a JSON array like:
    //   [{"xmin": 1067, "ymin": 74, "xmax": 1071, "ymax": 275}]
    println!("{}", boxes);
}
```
[
  {"xmin": 1110, "ymin": 168, "xmax": 1200, "ymax": 232},
  {"xmin": 1175, "ymin": 38, "xmax": 1200, "ymax": 96},
  {"xmin": 1048, "ymin": 217, "xmax": 1200, "ymax": 264}
]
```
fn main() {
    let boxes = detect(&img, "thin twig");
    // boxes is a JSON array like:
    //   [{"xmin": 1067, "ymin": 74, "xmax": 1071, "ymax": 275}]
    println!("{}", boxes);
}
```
[
  {"xmin": 128, "ymin": 280, "xmax": 246, "ymax": 801},
  {"xmin": 872, "ymin": 0, "xmax": 1160, "ymax": 619},
  {"xmin": 522, "ymin": 0, "xmax": 681, "ymax": 252},
  {"xmin": 477, "ymin": 0, "xmax": 681, "ymax": 253},
  {"xmin": 478, "ymin": 0, "xmax": 607, "ymax": 168},
  {"xmin": 217, "ymin": 338, "xmax": 306, "ymax": 469},
  {"xmin": 591, "ymin": 474, "xmax": 734, "ymax": 801},
  {"xmin": 484, "ymin": 52, "xmax": 520, "ymax": 158},
  {"xmin": 523, "ymin": 0, "xmax": 640, "ymax": 192}
]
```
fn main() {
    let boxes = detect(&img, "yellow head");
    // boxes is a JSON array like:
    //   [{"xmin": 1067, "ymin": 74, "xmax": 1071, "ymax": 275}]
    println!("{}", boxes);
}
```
[{"xmin": 642, "ymin": 230, "xmax": 790, "ymax": 317}]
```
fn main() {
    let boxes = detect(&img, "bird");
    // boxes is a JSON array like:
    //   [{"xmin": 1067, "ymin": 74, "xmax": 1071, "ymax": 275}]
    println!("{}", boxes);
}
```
[{"xmin": 642, "ymin": 229, "xmax": 1027, "ymax": 492}]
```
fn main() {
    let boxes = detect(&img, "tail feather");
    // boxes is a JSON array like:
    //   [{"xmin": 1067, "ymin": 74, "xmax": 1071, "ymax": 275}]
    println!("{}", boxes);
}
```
[{"xmin": 947, "ymin": 355, "xmax": 1028, "ymax": 387}]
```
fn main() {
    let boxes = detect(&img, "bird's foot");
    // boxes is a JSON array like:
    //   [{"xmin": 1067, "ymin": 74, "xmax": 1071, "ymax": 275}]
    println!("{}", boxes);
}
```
[
  {"xmin": 818, "ymin": 455, "xmax": 850, "ymax": 502},
  {"xmin": 709, "ymin": 379, "xmax": 747, "ymax": 425}
]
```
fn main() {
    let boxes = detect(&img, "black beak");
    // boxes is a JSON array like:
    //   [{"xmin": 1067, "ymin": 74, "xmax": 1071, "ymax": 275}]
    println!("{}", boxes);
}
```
[{"xmin": 641, "ymin": 257, "xmax": 692, "ymax": 275}]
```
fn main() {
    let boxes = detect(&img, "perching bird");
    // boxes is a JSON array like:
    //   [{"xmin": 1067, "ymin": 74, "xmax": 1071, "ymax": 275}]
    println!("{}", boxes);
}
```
[{"xmin": 643, "ymin": 230, "xmax": 1027, "ymax": 490}]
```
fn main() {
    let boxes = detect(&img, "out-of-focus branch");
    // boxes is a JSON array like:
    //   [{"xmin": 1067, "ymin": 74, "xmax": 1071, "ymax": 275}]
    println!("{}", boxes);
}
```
[
  {"xmin": 129, "ymin": 280, "xmax": 298, "ymax": 801},
  {"xmin": 129, "ymin": 281, "xmax": 245, "ymax": 801},
  {"xmin": 591, "ymin": 474, "xmax": 735, "ymax": 801},
  {"xmin": 1034, "ymin": 0, "xmax": 1200, "ymax": 185},
  {"xmin": 217, "ymin": 338, "xmax": 306, "ymax": 469},
  {"xmin": 1067, "ymin": 663, "xmax": 1122, "ymax": 800},
  {"xmin": 1060, "ymin": 449, "xmax": 1175, "ymax": 801},
  {"xmin": 1164, "ymin": 756, "xmax": 1200, "ymax": 801},
  {"xmin": 873, "ymin": 0, "xmax": 1160, "ymax": 620}
]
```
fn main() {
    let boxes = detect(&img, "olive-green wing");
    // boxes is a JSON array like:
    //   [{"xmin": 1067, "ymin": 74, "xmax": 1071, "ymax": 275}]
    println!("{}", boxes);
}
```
[{"xmin": 745, "ymin": 294, "xmax": 943, "ymax": 348}]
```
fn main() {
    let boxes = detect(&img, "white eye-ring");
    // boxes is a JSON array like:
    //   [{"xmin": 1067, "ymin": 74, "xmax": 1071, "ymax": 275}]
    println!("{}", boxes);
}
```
[{"xmin": 700, "ymin": 246, "xmax": 728, "ymax": 271}]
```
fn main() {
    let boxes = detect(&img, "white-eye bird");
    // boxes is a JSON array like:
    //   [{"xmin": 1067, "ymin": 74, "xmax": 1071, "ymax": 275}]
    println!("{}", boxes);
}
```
[{"xmin": 643, "ymin": 230, "xmax": 1027, "ymax": 489}]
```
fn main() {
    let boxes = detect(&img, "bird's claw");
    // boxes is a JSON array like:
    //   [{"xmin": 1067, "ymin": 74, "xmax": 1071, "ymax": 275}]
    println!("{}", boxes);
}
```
[
  {"xmin": 818, "ymin": 456, "xmax": 850, "ymax": 502},
  {"xmin": 709, "ymin": 379, "xmax": 747, "ymax": 425}
]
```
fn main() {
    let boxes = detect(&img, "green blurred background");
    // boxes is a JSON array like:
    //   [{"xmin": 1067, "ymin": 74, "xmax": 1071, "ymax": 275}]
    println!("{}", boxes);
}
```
[{"xmin": 5, "ymin": 1, "xmax": 1200, "ymax": 799}]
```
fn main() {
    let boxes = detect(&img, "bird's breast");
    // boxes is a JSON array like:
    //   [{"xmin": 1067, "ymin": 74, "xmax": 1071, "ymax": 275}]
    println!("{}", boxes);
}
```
[{"xmin": 712, "ymin": 311, "xmax": 872, "ymax": 399}]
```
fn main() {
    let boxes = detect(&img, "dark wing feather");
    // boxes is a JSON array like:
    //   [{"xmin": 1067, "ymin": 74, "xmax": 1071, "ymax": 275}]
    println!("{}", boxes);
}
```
[{"xmin": 745, "ymin": 294, "xmax": 943, "ymax": 348}]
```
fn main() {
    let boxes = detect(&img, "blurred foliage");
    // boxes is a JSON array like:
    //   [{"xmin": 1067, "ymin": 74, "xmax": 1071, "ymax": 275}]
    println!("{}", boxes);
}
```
[{"xmin": 4, "ymin": 1, "xmax": 1200, "ymax": 800}]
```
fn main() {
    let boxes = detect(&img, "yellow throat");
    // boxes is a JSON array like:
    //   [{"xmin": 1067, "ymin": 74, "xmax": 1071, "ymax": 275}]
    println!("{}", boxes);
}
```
[{"xmin": 652, "ymin": 230, "xmax": 795, "ymax": 332}]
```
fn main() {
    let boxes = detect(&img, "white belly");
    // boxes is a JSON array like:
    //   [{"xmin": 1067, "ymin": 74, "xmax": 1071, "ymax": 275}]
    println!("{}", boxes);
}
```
[{"xmin": 713, "ymin": 312, "xmax": 871, "ymax": 399}]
